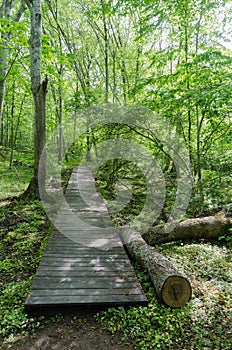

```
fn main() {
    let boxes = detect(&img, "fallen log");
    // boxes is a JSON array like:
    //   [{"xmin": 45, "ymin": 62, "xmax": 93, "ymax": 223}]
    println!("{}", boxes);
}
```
[
  {"xmin": 142, "ymin": 214, "xmax": 232, "ymax": 245},
  {"xmin": 119, "ymin": 228, "xmax": 192, "ymax": 308}
]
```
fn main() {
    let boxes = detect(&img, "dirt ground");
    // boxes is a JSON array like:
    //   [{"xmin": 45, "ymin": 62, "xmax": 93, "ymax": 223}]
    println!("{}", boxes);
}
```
[{"xmin": 2, "ymin": 315, "xmax": 134, "ymax": 350}]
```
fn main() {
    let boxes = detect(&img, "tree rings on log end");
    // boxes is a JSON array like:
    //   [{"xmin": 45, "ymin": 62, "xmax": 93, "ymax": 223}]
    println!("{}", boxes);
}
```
[{"xmin": 161, "ymin": 275, "xmax": 192, "ymax": 308}]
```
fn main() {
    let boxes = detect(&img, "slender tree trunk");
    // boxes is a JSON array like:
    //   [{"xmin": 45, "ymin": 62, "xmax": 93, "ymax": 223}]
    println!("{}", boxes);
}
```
[
  {"xmin": 10, "ymin": 92, "xmax": 25, "ymax": 164},
  {"xmin": 50, "ymin": 68, "xmax": 64, "ymax": 164},
  {"xmin": 194, "ymin": 9, "xmax": 204, "ymax": 215},
  {"xmin": 112, "ymin": 49, "xmax": 117, "ymax": 102},
  {"xmin": 9, "ymin": 79, "xmax": 15, "ymax": 168},
  {"xmin": 0, "ymin": 0, "xmax": 12, "ymax": 144},
  {"xmin": 25, "ymin": 0, "xmax": 48, "ymax": 198},
  {"xmin": 195, "ymin": 106, "xmax": 205, "ymax": 213},
  {"xmin": 0, "ymin": 0, "xmax": 26, "ymax": 144},
  {"xmin": 101, "ymin": 0, "xmax": 109, "ymax": 102},
  {"xmin": 58, "ymin": 82, "xmax": 63, "ymax": 163}
]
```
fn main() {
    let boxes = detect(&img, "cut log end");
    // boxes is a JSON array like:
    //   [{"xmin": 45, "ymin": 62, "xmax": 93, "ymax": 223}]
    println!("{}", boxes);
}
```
[{"xmin": 161, "ymin": 275, "xmax": 192, "ymax": 308}]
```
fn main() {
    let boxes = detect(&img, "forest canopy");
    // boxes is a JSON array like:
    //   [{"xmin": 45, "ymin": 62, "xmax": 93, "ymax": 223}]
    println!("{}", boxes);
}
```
[{"xmin": 0, "ymin": 0, "xmax": 231, "ymax": 216}]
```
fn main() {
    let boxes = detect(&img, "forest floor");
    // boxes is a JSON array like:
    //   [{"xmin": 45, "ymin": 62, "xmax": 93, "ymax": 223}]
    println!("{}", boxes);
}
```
[
  {"xmin": 2, "ymin": 315, "xmax": 133, "ymax": 350},
  {"xmin": 1, "ymin": 165, "xmax": 231, "ymax": 350},
  {"xmin": 1, "ymin": 194, "xmax": 231, "ymax": 350}
]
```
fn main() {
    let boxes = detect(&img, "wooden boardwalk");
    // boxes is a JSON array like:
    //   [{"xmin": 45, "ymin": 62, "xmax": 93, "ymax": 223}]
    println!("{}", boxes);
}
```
[{"xmin": 25, "ymin": 165, "xmax": 147, "ymax": 315}]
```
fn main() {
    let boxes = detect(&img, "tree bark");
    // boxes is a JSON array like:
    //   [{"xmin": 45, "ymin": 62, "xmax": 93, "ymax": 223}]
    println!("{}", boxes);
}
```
[
  {"xmin": 119, "ymin": 228, "xmax": 192, "ymax": 308},
  {"xmin": 100, "ymin": 0, "xmax": 109, "ymax": 103},
  {"xmin": 0, "ymin": 0, "xmax": 13, "ymax": 144},
  {"xmin": 142, "ymin": 214, "xmax": 232, "ymax": 245},
  {"xmin": 25, "ymin": 0, "xmax": 48, "ymax": 198}
]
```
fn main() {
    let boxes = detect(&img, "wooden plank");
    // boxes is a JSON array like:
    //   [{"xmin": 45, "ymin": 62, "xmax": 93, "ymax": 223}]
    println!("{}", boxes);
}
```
[
  {"xmin": 38, "ymin": 256, "xmax": 131, "ymax": 264},
  {"xmin": 37, "ymin": 266, "xmax": 130, "ymax": 273},
  {"xmin": 29, "ymin": 277, "xmax": 139, "ymax": 290},
  {"xmin": 43, "ymin": 245, "xmax": 125, "ymax": 253},
  {"xmin": 32, "ymin": 275, "xmax": 138, "ymax": 284},
  {"xmin": 41, "ymin": 252, "xmax": 127, "ymax": 258},
  {"xmin": 40, "ymin": 257, "xmax": 128, "ymax": 262},
  {"xmin": 37, "ymin": 262, "xmax": 132, "ymax": 269},
  {"xmin": 44, "ymin": 246, "xmax": 124, "ymax": 254},
  {"xmin": 28, "ymin": 288, "xmax": 145, "ymax": 297},
  {"xmin": 48, "ymin": 234, "xmax": 122, "ymax": 243},
  {"xmin": 26, "ymin": 294, "xmax": 148, "ymax": 306},
  {"xmin": 32, "ymin": 270, "xmax": 135, "ymax": 278},
  {"xmin": 45, "ymin": 243, "xmax": 121, "ymax": 251},
  {"xmin": 40, "ymin": 255, "xmax": 130, "ymax": 261},
  {"xmin": 39, "ymin": 260, "xmax": 131, "ymax": 266}
]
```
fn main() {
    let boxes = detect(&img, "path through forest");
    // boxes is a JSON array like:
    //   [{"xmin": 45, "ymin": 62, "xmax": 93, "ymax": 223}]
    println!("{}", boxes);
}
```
[{"xmin": 2, "ymin": 315, "xmax": 134, "ymax": 350}]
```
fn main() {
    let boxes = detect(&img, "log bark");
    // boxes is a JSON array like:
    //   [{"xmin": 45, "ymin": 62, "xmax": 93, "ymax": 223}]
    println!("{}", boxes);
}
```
[
  {"xmin": 119, "ymin": 228, "xmax": 192, "ymax": 308},
  {"xmin": 142, "ymin": 214, "xmax": 232, "ymax": 245}
]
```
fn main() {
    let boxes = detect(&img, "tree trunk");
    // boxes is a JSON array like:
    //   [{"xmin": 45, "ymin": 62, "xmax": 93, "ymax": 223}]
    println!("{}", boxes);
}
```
[
  {"xmin": 0, "ymin": 0, "xmax": 26, "ymax": 144},
  {"xmin": 119, "ymin": 228, "xmax": 192, "ymax": 308},
  {"xmin": 142, "ymin": 214, "xmax": 232, "ymax": 245},
  {"xmin": 0, "ymin": 0, "xmax": 12, "ymax": 144},
  {"xmin": 25, "ymin": 0, "xmax": 48, "ymax": 198},
  {"xmin": 100, "ymin": 0, "xmax": 109, "ymax": 103}
]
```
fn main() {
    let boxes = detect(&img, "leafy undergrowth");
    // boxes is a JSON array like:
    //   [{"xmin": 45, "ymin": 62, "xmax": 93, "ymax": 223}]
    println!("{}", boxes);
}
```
[
  {"xmin": 0, "ymin": 197, "xmax": 52, "ymax": 340},
  {"xmin": 99, "ymin": 242, "xmax": 231, "ymax": 350},
  {"xmin": 0, "ymin": 155, "xmax": 33, "ymax": 199}
]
